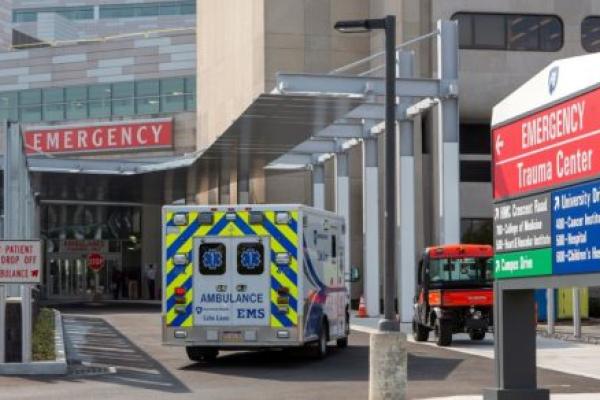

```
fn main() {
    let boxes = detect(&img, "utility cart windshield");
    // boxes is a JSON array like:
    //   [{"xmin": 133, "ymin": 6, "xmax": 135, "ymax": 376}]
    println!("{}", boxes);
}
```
[{"xmin": 428, "ymin": 257, "xmax": 493, "ymax": 287}]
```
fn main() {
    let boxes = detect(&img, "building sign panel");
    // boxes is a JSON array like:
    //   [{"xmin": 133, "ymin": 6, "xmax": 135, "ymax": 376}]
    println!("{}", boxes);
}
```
[
  {"xmin": 59, "ymin": 239, "xmax": 108, "ymax": 253},
  {"xmin": 0, "ymin": 240, "xmax": 42, "ymax": 284},
  {"xmin": 23, "ymin": 118, "xmax": 173, "ymax": 155},
  {"xmin": 494, "ymin": 248, "xmax": 553, "ymax": 279},
  {"xmin": 493, "ymin": 86, "xmax": 600, "ymax": 200},
  {"xmin": 494, "ymin": 193, "xmax": 551, "ymax": 253},
  {"xmin": 552, "ymin": 178, "xmax": 600, "ymax": 275}
]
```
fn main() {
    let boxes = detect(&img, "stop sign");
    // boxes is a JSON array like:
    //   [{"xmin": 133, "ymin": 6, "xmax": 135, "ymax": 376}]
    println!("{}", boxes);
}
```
[{"xmin": 88, "ymin": 253, "xmax": 105, "ymax": 272}]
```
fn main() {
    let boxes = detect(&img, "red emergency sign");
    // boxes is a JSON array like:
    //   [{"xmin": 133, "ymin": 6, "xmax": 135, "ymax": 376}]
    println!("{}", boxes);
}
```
[
  {"xmin": 493, "ymin": 86, "xmax": 600, "ymax": 199},
  {"xmin": 24, "ymin": 118, "xmax": 173, "ymax": 155}
]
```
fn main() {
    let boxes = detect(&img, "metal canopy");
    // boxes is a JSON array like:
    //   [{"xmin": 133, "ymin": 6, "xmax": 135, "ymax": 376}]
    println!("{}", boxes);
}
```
[
  {"xmin": 0, "ymin": 151, "xmax": 204, "ymax": 175},
  {"xmin": 195, "ymin": 93, "xmax": 362, "ymax": 177},
  {"xmin": 276, "ymin": 73, "xmax": 446, "ymax": 98}
]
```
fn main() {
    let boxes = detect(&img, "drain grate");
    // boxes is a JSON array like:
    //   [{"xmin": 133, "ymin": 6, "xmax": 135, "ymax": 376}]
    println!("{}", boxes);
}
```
[{"xmin": 69, "ymin": 364, "xmax": 116, "ymax": 377}]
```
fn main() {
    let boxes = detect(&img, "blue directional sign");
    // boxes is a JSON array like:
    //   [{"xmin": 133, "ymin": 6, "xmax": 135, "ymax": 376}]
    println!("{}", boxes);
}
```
[{"xmin": 552, "ymin": 179, "xmax": 600, "ymax": 275}]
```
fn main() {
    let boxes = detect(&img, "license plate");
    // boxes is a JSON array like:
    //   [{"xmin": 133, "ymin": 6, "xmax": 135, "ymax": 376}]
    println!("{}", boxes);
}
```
[{"xmin": 222, "ymin": 331, "xmax": 243, "ymax": 343}]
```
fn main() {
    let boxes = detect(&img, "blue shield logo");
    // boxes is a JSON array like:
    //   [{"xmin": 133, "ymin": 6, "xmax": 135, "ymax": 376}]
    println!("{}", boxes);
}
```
[{"xmin": 548, "ymin": 66, "xmax": 559, "ymax": 95}]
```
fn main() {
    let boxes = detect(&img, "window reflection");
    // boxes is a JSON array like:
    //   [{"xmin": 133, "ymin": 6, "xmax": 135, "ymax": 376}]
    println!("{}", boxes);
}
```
[{"xmin": 453, "ymin": 12, "xmax": 563, "ymax": 52}]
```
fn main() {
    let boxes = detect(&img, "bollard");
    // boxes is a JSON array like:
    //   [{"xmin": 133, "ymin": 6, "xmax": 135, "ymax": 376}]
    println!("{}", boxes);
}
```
[
  {"xmin": 0, "ymin": 285, "xmax": 4, "ymax": 363},
  {"xmin": 21, "ymin": 285, "xmax": 32, "ymax": 363},
  {"xmin": 369, "ymin": 331, "xmax": 407, "ymax": 400},
  {"xmin": 573, "ymin": 287, "xmax": 581, "ymax": 339},
  {"xmin": 546, "ymin": 288, "xmax": 555, "ymax": 335}
]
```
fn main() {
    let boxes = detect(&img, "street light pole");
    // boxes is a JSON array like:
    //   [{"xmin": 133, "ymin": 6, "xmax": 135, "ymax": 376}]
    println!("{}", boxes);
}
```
[
  {"xmin": 380, "ymin": 14, "xmax": 397, "ymax": 332},
  {"xmin": 334, "ymin": 14, "xmax": 398, "ymax": 332},
  {"xmin": 335, "ymin": 15, "xmax": 406, "ymax": 400}
]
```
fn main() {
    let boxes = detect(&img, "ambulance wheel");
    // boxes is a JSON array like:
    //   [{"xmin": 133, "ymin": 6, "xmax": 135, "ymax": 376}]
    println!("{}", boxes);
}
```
[
  {"xmin": 186, "ymin": 346, "xmax": 218, "ymax": 363},
  {"xmin": 413, "ymin": 319, "xmax": 430, "ymax": 342},
  {"xmin": 469, "ymin": 329, "xmax": 486, "ymax": 341},
  {"xmin": 336, "ymin": 336, "xmax": 348, "ymax": 348},
  {"xmin": 434, "ymin": 319, "xmax": 452, "ymax": 347},
  {"xmin": 312, "ymin": 321, "xmax": 329, "ymax": 359}
]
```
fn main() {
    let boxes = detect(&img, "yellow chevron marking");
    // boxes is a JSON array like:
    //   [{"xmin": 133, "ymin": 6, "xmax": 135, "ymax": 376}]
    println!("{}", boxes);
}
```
[
  {"xmin": 270, "ymin": 288, "xmax": 298, "ymax": 325},
  {"xmin": 270, "ymin": 263, "xmax": 299, "ymax": 299},
  {"xmin": 270, "ymin": 315, "xmax": 283, "ymax": 328}
]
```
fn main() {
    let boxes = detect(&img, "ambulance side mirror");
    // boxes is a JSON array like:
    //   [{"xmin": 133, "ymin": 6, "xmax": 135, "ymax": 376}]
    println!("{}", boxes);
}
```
[{"xmin": 349, "ymin": 267, "xmax": 361, "ymax": 283}]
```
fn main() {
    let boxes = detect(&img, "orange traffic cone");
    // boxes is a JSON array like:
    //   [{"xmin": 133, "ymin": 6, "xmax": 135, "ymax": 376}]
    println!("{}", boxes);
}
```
[{"xmin": 357, "ymin": 295, "xmax": 367, "ymax": 318}]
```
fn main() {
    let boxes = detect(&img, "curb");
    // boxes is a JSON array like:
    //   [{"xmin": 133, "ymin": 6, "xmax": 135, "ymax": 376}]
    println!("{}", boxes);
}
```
[
  {"xmin": 0, "ymin": 309, "xmax": 68, "ymax": 375},
  {"xmin": 537, "ymin": 329, "xmax": 600, "ymax": 345}
]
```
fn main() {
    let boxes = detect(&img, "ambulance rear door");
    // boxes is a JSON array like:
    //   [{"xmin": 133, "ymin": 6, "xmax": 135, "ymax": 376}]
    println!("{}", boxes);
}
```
[{"xmin": 193, "ymin": 236, "xmax": 270, "ymax": 327}]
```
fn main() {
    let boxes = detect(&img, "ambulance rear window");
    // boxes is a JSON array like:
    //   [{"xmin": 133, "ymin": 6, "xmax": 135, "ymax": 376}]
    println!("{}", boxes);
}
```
[
  {"xmin": 237, "ymin": 243, "xmax": 264, "ymax": 275},
  {"xmin": 198, "ymin": 243, "xmax": 226, "ymax": 275}
]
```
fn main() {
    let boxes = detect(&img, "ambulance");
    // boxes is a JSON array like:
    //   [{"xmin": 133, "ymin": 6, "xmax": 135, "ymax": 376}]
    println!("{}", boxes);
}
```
[{"xmin": 161, "ymin": 204, "xmax": 350, "ymax": 361}]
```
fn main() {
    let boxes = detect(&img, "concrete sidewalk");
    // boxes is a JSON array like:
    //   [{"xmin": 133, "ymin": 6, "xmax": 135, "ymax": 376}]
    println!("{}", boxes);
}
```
[
  {"xmin": 421, "ymin": 395, "xmax": 599, "ymax": 400},
  {"xmin": 538, "ymin": 318, "xmax": 600, "ymax": 345},
  {"xmin": 351, "ymin": 316, "xmax": 600, "ymax": 399}
]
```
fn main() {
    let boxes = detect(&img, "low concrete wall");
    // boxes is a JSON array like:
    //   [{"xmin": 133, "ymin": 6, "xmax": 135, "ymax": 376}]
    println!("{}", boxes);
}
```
[{"xmin": 0, "ymin": 309, "xmax": 67, "ymax": 375}]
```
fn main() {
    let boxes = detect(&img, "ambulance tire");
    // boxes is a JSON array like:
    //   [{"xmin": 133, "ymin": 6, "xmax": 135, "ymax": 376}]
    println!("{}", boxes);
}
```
[
  {"xmin": 312, "ymin": 320, "xmax": 329, "ymax": 359},
  {"xmin": 336, "ymin": 336, "xmax": 348, "ymax": 348},
  {"xmin": 186, "ymin": 346, "xmax": 219, "ymax": 363}
]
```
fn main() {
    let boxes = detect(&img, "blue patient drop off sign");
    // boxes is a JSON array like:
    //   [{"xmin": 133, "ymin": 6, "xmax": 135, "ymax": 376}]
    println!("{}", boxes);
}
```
[{"xmin": 552, "ymin": 179, "xmax": 600, "ymax": 275}]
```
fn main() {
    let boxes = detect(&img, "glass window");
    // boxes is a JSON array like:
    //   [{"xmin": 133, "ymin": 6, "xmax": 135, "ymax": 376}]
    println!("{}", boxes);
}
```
[
  {"xmin": 89, "ymin": 84, "xmax": 111, "ymax": 118},
  {"xmin": 461, "ymin": 218, "xmax": 493, "ymax": 245},
  {"xmin": 19, "ymin": 89, "xmax": 42, "ymax": 123},
  {"xmin": 185, "ymin": 76, "xmax": 196, "ymax": 111},
  {"xmin": 160, "ymin": 77, "xmax": 185, "ymax": 112},
  {"xmin": 474, "ymin": 14, "xmax": 505, "ymax": 49},
  {"xmin": 136, "ymin": 80, "xmax": 160, "ymax": 114},
  {"xmin": 199, "ymin": 243, "xmax": 226, "ymax": 275},
  {"xmin": 460, "ymin": 160, "xmax": 491, "ymax": 183},
  {"xmin": 237, "ymin": 243, "xmax": 264, "ymax": 275},
  {"xmin": 538, "ymin": 16, "xmax": 562, "ymax": 51},
  {"xmin": 13, "ymin": 7, "xmax": 93, "ymax": 22},
  {"xmin": 452, "ymin": 13, "xmax": 562, "ymax": 51},
  {"xmin": 582, "ymin": 17, "xmax": 600, "ymax": 53},
  {"xmin": 136, "ymin": 4, "xmax": 159, "ymax": 17},
  {"xmin": 460, "ymin": 124, "xmax": 491, "ymax": 154},
  {"xmin": 159, "ymin": 3, "xmax": 180, "ymax": 15},
  {"xmin": 112, "ymin": 82, "xmax": 134, "ymax": 116},
  {"xmin": 455, "ymin": 14, "xmax": 473, "ymax": 48},
  {"xmin": 13, "ymin": 11, "xmax": 37, "ymax": 23},
  {"xmin": 99, "ymin": 5, "xmax": 134, "ymax": 19},
  {"xmin": 66, "ymin": 86, "xmax": 88, "ymax": 120},
  {"xmin": 43, "ymin": 88, "xmax": 65, "ymax": 122},
  {"xmin": 181, "ymin": 0, "xmax": 196, "ymax": 14},
  {"xmin": 0, "ymin": 92, "xmax": 17, "ymax": 121}
]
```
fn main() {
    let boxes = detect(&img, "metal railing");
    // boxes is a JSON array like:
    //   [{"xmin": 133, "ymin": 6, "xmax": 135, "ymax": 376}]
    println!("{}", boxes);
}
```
[{"xmin": 329, "ymin": 29, "xmax": 440, "ymax": 76}]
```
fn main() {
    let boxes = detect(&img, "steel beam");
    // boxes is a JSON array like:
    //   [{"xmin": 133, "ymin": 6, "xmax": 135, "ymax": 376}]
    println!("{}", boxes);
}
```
[
  {"xmin": 397, "ymin": 51, "xmax": 416, "ymax": 324},
  {"xmin": 312, "ymin": 164, "xmax": 325, "ymax": 210},
  {"xmin": 336, "ymin": 152, "xmax": 351, "ymax": 292},
  {"xmin": 270, "ymin": 153, "xmax": 313, "ymax": 166},
  {"xmin": 363, "ymin": 137, "xmax": 380, "ymax": 317},
  {"xmin": 277, "ymin": 73, "xmax": 442, "ymax": 98},
  {"xmin": 437, "ymin": 20, "xmax": 461, "ymax": 244},
  {"xmin": 290, "ymin": 140, "xmax": 337, "ymax": 154},
  {"xmin": 315, "ymin": 123, "xmax": 365, "ymax": 139}
]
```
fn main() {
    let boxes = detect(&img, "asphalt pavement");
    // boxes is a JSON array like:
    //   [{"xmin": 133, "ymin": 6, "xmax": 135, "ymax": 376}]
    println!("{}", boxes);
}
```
[{"xmin": 0, "ymin": 303, "xmax": 599, "ymax": 400}]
